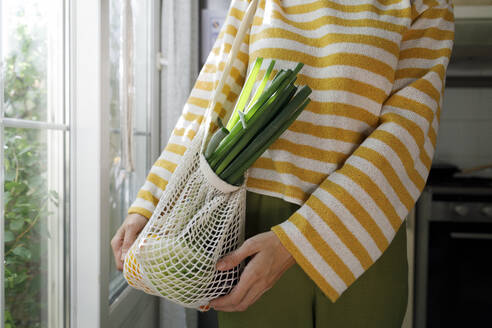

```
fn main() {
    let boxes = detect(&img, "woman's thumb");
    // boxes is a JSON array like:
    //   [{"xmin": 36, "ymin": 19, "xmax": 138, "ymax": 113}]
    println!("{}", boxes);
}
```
[{"xmin": 120, "ymin": 226, "xmax": 138, "ymax": 260}]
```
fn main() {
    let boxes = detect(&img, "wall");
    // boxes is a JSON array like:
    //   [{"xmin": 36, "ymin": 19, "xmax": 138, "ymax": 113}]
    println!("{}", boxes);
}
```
[
  {"xmin": 453, "ymin": 0, "xmax": 492, "ymax": 5},
  {"xmin": 435, "ymin": 86, "xmax": 492, "ymax": 170}
]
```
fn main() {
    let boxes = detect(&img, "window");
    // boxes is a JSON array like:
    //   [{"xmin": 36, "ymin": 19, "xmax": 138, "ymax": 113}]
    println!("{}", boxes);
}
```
[
  {"xmin": 2, "ymin": 0, "xmax": 160, "ymax": 326},
  {"xmin": 107, "ymin": 0, "xmax": 160, "ymax": 301},
  {"xmin": 1, "ymin": 0, "xmax": 68, "ymax": 327},
  {"xmin": 69, "ymin": 0, "xmax": 160, "ymax": 325}
]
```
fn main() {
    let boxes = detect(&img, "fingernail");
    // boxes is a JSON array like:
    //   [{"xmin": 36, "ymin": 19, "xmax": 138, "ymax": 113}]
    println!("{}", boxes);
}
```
[{"xmin": 216, "ymin": 261, "xmax": 225, "ymax": 270}]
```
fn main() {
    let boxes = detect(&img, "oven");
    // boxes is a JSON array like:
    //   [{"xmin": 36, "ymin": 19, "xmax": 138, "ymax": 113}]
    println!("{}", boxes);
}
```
[{"xmin": 414, "ymin": 186, "xmax": 492, "ymax": 327}]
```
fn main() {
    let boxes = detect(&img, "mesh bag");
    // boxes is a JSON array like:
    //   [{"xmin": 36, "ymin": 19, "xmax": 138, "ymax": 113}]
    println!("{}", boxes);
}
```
[
  {"xmin": 123, "ymin": 0, "xmax": 258, "ymax": 309},
  {"xmin": 124, "ymin": 127, "xmax": 247, "ymax": 308}
]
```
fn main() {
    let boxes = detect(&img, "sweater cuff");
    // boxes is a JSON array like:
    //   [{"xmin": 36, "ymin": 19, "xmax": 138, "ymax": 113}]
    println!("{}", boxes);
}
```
[
  {"xmin": 127, "ymin": 206, "xmax": 153, "ymax": 220},
  {"xmin": 272, "ymin": 218, "xmax": 345, "ymax": 303}
]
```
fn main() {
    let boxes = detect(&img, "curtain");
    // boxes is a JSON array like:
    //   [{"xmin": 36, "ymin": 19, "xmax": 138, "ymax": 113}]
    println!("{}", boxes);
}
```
[{"xmin": 159, "ymin": 0, "xmax": 199, "ymax": 327}]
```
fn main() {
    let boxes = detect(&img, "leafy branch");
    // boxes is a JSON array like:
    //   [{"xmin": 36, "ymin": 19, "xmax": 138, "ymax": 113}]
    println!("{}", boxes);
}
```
[{"xmin": 3, "ymin": 17, "xmax": 56, "ymax": 328}]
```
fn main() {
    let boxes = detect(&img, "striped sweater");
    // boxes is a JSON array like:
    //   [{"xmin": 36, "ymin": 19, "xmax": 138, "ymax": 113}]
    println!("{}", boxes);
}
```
[{"xmin": 129, "ymin": 0, "xmax": 454, "ymax": 302}]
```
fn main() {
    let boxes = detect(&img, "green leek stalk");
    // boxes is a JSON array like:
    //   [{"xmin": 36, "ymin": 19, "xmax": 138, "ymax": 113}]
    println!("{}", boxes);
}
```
[
  {"xmin": 206, "ymin": 69, "xmax": 292, "ymax": 166},
  {"xmin": 226, "ymin": 58, "xmax": 263, "ymax": 131},
  {"xmin": 220, "ymin": 86, "xmax": 312, "ymax": 184},
  {"xmin": 208, "ymin": 64, "xmax": 304, "ymax": 169},
  {"xmin": 243, "ymin": 62, "xmax": 303, "ymax": 120},
  {"xmin": 207, "ymin": 70, "xmax": 295, "ymax": 169},
  {"xmin": 204, "ymin": 117, "xmax": 229, "ymax": 158},
  {"xmin": 213, "ymin": 84, "xmax": 297, "ymax": 176},
  {"xmin": 227, "ymin": 60, "xmax": 276, "ymax": 130},
  {"xmin": 227, "ymin": 98, "xmax": 311, "ymax": 185}
]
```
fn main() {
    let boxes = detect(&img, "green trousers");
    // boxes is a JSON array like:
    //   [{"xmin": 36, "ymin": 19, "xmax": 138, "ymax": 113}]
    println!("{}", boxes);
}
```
[{"xmin": 218, "ymin": 192, "xmax": 408, "ymax": 328}]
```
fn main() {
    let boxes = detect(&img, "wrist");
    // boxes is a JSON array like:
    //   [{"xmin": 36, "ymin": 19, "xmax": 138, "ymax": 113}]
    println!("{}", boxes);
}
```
[{"xmin": 270, "ymin": 231, "xmax": 295, "ymax": 267}]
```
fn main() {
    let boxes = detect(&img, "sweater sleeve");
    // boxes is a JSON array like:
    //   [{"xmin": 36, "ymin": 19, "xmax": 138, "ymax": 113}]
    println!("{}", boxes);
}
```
[
  {"xmin": 128, "ymin": 0, "xmax": 251, "ymax": 219},
  {"xmin": 271, "ymin": 0, "xmax": 454, "ymax": 303}
]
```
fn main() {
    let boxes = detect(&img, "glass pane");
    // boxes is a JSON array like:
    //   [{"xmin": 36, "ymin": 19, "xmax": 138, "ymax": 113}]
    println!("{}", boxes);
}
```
[
  {"xmin": 108, "ymin": 0, "xmax": 152, "ymax": 297},
  {"xmin": 1, "ymin": 0, "xmax": 63, "ymax": 123},
  {"xmin": 3, "ymin": 128, "xmax": 64, "ymax": 328},
  {"xmin": 132, "ymin": 0, "xmax": 151, "ymax": 135}
]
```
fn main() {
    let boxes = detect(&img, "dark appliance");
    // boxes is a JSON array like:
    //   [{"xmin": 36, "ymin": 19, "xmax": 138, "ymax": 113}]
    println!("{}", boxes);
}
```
[{"xmin": 414, "ymin": 168, "xmax": 492, "ymax": 327}]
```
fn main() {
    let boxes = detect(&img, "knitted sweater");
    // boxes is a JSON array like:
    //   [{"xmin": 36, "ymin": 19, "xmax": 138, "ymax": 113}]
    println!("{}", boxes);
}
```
[{"xmin": 128, "ymin": 0, "xmax": 454, "ymax": 302}]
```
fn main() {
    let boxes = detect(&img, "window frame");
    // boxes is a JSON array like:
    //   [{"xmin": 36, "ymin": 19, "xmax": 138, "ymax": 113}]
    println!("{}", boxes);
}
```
[
  {"xmin": 70, "ymin": 0, "xmax": 108, "ymax": 325},
  {"xmin": 70, "ymin": 0, "xmax": 161, "ymax": 326}
]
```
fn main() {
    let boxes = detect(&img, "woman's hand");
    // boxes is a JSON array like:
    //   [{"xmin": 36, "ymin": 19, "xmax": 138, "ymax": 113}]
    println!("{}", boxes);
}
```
[
  {"xmin": 209, "ymin": 231, "xmax": 295, "ymax": 312},
  {"xmin": 111, "ymin": 213, "xmax": 148, "ymax": 271}
]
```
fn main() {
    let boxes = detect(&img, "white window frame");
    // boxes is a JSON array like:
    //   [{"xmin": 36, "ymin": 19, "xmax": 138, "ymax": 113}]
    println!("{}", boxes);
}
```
[{"xmin": 70, "ymin": 0, "xmax": 106, "ymax": 325}]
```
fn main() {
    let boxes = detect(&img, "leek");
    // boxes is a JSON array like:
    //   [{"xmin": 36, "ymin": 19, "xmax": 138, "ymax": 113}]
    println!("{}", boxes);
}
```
[
  {"xmin": 226, "ymin": 57, "xmax": 263, "ymax": 130},
  {"xmin": 205, "ymin": 59, "xmax": 311, "ymax": 186}
]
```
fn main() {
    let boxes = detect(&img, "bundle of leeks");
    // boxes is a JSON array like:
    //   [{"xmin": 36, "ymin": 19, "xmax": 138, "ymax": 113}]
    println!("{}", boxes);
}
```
[{"xmin": 205, "ymin": 58, "xmax": 312, "ymax": 185}]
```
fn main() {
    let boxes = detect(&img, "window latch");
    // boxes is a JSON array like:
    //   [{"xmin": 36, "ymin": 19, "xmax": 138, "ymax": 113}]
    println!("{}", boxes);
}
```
[{"xmin": 156, "ymin": 52, "xmax": 168, "ymax": 71}]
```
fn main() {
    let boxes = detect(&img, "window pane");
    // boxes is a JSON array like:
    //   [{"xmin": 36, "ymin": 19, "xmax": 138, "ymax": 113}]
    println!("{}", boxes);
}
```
[
  {"xmin": 1, "ymin": 0, "xmax": 63, "ymax": 123},
  {"xmin": 108, "ymin": 0, "xmax": 124, "ymax": 290},
  {"xmin": 108, "ymin": 0, "xmax": 152, "ymax": 297},
  {"xmin": 3, "ymin": 128, "xmax": 65, "ymax": 328}
]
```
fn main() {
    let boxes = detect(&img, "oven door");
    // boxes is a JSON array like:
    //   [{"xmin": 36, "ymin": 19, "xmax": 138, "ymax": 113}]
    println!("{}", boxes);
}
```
[{"xmin": 427, "ymin": 221, "xmax": 492, "ymax": 327}]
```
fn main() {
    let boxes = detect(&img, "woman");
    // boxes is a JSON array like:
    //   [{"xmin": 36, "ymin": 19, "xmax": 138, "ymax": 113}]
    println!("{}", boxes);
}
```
[{"xmin": 112, "ymin": 0, "xmax": 454, "ymax": 326}]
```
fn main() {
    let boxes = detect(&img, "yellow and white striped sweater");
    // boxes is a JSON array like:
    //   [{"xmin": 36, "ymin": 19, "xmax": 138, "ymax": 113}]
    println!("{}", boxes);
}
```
[{"xmin": 129, "ymin": 0, "xmax": 454, "ymax": 302}]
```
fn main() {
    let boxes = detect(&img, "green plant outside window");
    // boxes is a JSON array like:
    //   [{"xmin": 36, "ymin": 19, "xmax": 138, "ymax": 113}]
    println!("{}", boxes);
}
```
[{"xmin": 3, "ymin": 6, "xmax": 59, "ymax": 328}]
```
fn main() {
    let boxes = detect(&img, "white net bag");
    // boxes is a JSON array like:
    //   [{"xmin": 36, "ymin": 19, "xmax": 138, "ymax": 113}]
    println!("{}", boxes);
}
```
[
  {"xmin": 123, "ymin": 127, "xmax": 247, "ymax": 308},
  {"xmin": 123, "ymin": 0, "xmax": 258, "ymax": 309}
]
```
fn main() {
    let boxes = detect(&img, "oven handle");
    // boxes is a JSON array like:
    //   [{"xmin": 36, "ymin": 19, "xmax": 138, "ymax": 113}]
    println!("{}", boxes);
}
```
[{"xmin": 450, "ymin": 232, "xmax": 492, "ymax": 240}]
